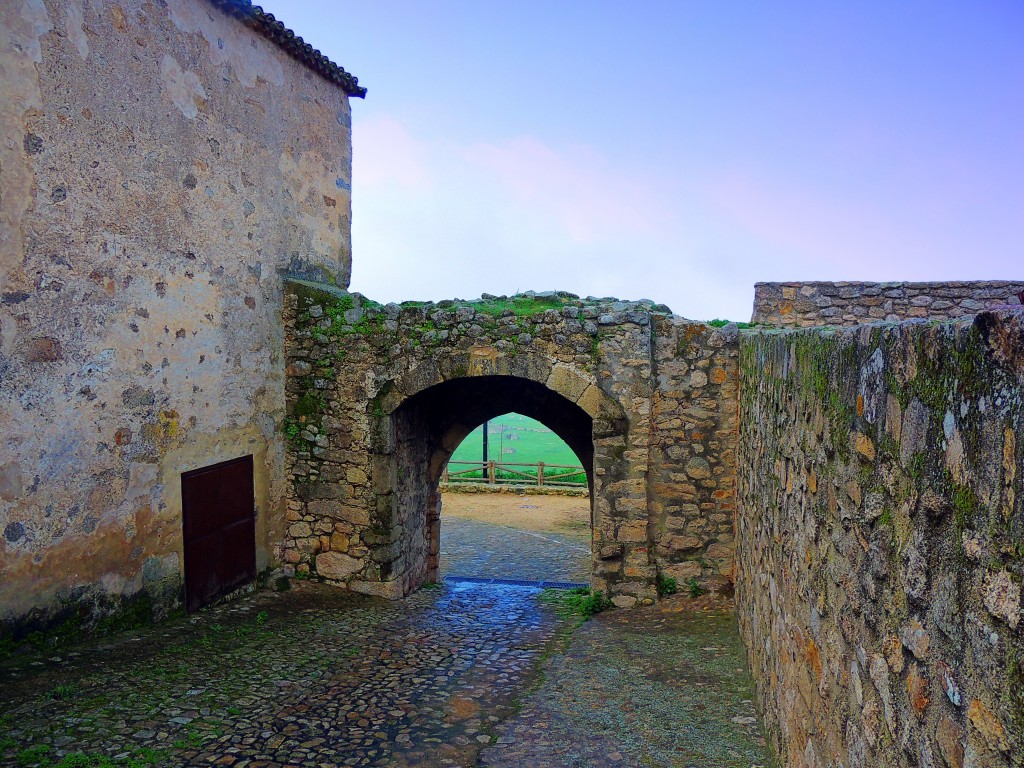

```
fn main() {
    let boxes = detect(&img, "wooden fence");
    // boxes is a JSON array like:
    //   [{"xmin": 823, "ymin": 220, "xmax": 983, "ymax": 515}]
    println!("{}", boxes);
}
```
[{"xmin": 442, "ymin": 460, "xmax": 586, "ymax": 487}]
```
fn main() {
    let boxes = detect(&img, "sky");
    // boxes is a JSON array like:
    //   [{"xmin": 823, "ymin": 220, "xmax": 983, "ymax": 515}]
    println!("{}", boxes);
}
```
[{"xmin": 263, "ymin": 1, "xmax": 1023, "ymax": 321}]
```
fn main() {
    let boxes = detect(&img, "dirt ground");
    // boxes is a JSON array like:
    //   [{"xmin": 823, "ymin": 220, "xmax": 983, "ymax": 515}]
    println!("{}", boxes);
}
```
[{"xmin": 441, "ymin": 492, "xmax": 591, "ymax": 540}]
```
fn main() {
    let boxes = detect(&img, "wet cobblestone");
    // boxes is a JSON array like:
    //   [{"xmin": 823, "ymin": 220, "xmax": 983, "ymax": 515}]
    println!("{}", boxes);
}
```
[
  {"xmin": 479, "ymin": 602, "xmax": 772, "ymax": 768},
  {"xmin": 439, "ymin": 517, "xmax": 590, "ymax": 583},
  {"xmin": 1, "ymin": 521, "xmax": 770, "ymax": 767},
  {"xmin": 1, "ymin": 582, "xmax": 563, "ymax": 767}
]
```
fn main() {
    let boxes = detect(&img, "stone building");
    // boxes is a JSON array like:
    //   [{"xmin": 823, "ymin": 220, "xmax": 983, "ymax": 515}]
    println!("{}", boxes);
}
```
[{"xmin": 1, "ymin": 0, "xmax": 364, "ymax": 630}]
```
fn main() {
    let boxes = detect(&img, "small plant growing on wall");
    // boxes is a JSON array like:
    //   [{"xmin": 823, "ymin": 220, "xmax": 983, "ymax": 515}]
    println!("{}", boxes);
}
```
[
  {"xmin": 687, "ymin": 577, "xmax": 707, "ymax": 598},
  {"xmin": 283, "ymin": 419, "xmax": 301, "ymax": 445},
  {"xmin": 656, "ymin": 574, "xmax": 678, "ymax": 597}
]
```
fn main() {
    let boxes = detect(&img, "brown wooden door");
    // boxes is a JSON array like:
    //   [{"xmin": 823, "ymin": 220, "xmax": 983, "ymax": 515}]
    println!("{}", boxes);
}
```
[{"xmin": 182, "ymin": 455, "xmax": 256, "ymax": 612}]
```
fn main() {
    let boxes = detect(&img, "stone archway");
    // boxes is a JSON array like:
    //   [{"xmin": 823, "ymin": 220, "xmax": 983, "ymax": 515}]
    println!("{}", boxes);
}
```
[
  {"xmin": 388, "ymin": 375, "xmax": 598, "ymax": 591},
  {"xmin": 282, "ymin": 282, "xmax": 740, "ymax": 607},
  {"xmin": 365, "ymin": 345, "xmax": 629, "ymax": 597}
]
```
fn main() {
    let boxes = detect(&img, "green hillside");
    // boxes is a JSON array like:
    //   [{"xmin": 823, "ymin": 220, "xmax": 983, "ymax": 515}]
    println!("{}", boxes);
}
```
[{"xmin": 449, "ymin": 413, "xmax": 582, "ymax": 468}]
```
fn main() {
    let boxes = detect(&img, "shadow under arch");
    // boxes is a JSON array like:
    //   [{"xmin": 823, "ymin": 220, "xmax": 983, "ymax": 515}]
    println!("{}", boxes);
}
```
[{"xmin": 389, "ymin": 375, "xmax": 597, "ymax": 590}]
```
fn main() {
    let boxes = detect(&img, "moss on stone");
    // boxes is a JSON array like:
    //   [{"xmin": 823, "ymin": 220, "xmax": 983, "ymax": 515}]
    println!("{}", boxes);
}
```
[
  {"xmin": 2, "ymin": 591, "xmax": 163, "ymax": 659},
  {"xmin": 877, "ymin": 432, "xmax": 898, "ymax": 462},
  {"xmin": 789, "ymin": 331, "xmax": 856, "ymax": 462},
  {"xmin": 368, "ymin": 381, "xmax": 394, "ymax": 422},
  {"xmin": 293, "ymin": 392, "xmax": 325, "ymax": 420},
  {"xmin": 907, "ymin": 452, "xmax": 928, "ymax": 482},
  {"xmin": 905, "ymin": 324, "xmax": 989, "ymax": 413},
  {"xmin": 950, "ymin": 479, "xmax": 977, "ymax": 531},
  {"xmin": 471, "ymin": 294, "xmax": 568, "ymax": 318},
  {"xmin": 286, "ymin": 278, "xmax": 351, "ymax": 310},
  {"xmin": 95, "ymin": 593, "xmax": 156, "ymax": 635}
]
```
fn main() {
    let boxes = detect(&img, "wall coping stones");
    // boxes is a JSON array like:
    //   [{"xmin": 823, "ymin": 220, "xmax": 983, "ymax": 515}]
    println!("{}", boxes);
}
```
[{"xmin": 752, "ymin": 280, "xmax": 1024, "ymax": 327}]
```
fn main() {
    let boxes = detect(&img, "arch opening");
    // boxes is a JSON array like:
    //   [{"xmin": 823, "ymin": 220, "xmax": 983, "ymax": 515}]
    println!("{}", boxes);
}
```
[
  {"xmin": 447, "ymin": 412, "xmax": 588, "ymax": 488},
  {"xmin": 441, "ymin": 413, "xmax": 591, "ymax": 584},
  {"xmin": 389, "ymin": 376, "xmax": 594, "ymax": 591}
]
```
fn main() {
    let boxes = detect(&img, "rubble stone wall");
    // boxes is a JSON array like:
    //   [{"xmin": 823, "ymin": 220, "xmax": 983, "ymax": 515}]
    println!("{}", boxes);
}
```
[
  {"xmin": 736, "ymin": 310, "xmax": 1024, "ymax": 768},
  {"xmin": 282, "ymin": 282, "xmax": 741, "ymax": 605},
  {"xmin": 1, "ymin": 0, "xmax": 354, "ymax": 636},
  {"xmin": 753, "ymin": 281, "xmax": 1024, "ymax": 327},
  {"xmin": 649, "ymin": 316, "xmax": 740, "ymax": 588}
]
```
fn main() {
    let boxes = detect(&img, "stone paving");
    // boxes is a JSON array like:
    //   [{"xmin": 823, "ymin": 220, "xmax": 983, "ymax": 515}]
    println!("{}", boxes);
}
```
[
  {"xmin": 480, "ymin": 603, "xmax": 770, "ymax": 768},
  {"xmin": 1, "ymin": 519, "xmax": 771, "ymax": 768},
  {"xmin": 439, "ymin": 517, "xmax": 590, "ymax": 584}
]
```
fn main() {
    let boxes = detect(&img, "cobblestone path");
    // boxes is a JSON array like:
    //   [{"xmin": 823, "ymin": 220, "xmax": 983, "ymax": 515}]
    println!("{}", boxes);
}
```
[
  {"xmin": 480, "ymin": 603, "xmax": 771, "ymax": 768},
  {"xmin": 439, "ymin": 517, "xmax": 590, "ymax": 584},
  {"xmin": 1, "ymin": 583, "xmax": 564, "ymax": 767},
  {"xmin": 1, "ymin": 520, "xmax": 771, "ymax": 768}
]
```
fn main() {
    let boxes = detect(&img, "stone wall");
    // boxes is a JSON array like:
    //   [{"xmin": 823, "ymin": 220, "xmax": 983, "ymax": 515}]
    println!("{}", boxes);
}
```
[
  {"xmin": 649, "ymin": 317, "xmax": 740, "ymax": 589},
  {"xmin": 736, "ymin": 310, "xmax": 1024, "ymax": 767},
  {"xmin": 1, "ymin": 0, "xmax": 356, "ymax": 636},
  {"xmin": 282, "ymin": 283, "xmax": 741, "ymax": 605},
  {"xmin": 753, "ymin": 281, "xmax": 1024, "ymax": 327}
]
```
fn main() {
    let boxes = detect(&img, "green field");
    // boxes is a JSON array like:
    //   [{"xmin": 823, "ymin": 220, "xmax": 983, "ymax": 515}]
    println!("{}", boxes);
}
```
[{"xmin": 449, "ymin": 413, "xmax": 582, "ymax": 469}]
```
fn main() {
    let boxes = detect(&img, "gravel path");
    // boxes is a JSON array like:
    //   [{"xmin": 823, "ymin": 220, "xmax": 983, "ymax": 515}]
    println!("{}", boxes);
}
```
[{"xmin": 1, "ymin": 519, "xmax": 771, "ymax": 768}]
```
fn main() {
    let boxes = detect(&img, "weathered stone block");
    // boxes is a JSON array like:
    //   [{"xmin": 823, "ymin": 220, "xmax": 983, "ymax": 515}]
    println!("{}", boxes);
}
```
[
  {"xmin": 662, "ymin": 561, "xmax": 702, "ymax": 580},
  {"xmin": 966, "ymin": 699, "xmax": 1008, "ymax": 754},
  {"xmin": 315, "ymin": 552, "xmax": 362, "ymax": 581},
  {"xmin": 906, "ymin": 663, "xmax": 929, "ymax": 718},
  {"xmin": 307, "ymin": 500, "xmax": 370, "ymax": 526},
  {"xmin": 935, "ymin": 719, "xmax": 964, "ymax": 768},
  {"xmin": 664, "ymin": 534, "xmax": 702, "ymax": 552},
  {"xmin": 25, "ymin": 337, "xmax": 63, "ymax": 363},
  {"xmin": 615, "ymin": 520, "xmax": 648, "ymax": 543},
  {"xmin": 982, "ymin": 570, "xmax": 1021, "ymax": 629},
  {"xmin": 350, "ymin": 580, "xmax": 406, "ymax": 599},
  {"xmin": 705, "ymin": 542, "xmax": 733, "ymax": 561}
]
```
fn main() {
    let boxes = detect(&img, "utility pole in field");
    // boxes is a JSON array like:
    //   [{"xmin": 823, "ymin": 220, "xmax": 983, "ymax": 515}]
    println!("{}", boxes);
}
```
[{"xmin": 481, "ymin": 420, "xmax": 488, "ymax": 474}]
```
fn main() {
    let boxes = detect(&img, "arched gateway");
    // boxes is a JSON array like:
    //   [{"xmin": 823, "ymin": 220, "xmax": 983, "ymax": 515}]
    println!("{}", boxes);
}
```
[
  {"xmin": 281, "ymin": 281, "xmax": 739, "ymax": 606},
  {"xmin": 391, "ymin": 374, "xmax": 611, "ymax": 590}
]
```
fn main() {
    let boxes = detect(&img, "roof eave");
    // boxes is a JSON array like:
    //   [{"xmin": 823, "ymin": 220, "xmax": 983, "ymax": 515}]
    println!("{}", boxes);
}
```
[{"xmin": 205, "ymin": 0, "xmax": 366, "ymax": 98}]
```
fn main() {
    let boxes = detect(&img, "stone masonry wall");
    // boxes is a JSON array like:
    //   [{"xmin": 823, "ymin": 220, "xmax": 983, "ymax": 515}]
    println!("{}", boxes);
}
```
[
  {"xmin": 282, "ymin": 282, "xmax": 741, "ymax": 606},
  {"xmin": 649, "ymin": 317, "xmax": 740, "ymax": 590},
  {"xmin": 753, "ymin": 282, "xmax": 1024, "ymax": 327},
  {"xmin": 736, "ymin": 310, "xmax": 1024, "ymax": 768},
  {"xmin": 1, "ymin": 0, "xmax": 354, "ymax": 636}
]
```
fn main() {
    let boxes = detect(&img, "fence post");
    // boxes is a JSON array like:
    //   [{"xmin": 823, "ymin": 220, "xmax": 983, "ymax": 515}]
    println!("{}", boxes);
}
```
[
  {"xmin": 488, "ymin": 460, "xmax": 496, "ymax": 484},
  {"xmin": 537, "ymin": 461, "xmax": 544, "ymax": 486},
  {"xmin": 442, "ymin": 465, "xmax": 449, "ymax": 483}
]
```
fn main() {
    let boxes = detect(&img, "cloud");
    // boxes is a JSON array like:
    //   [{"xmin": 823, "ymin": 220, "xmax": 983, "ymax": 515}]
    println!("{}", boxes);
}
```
[
  {"xmin": 706, "ymin": 170, "xmax": 922, "ymax": 277},
  {"xmin": 704, "ymin": 166, "xmax": 1024, "ymax": 282},
  {"xmin": 349, "ymin": 117, "xmax": 699, "ymax": 307},
  {"xmin": 462, "ymin": 137, "xmax": 670, "ymax": 243},
  {"xmin": 353, "ymin": 116, "xmax": 432, "ymax": 189},
  {"xmin": 346, "ymin": 116, "xmax": 824, "ymax": 320}
]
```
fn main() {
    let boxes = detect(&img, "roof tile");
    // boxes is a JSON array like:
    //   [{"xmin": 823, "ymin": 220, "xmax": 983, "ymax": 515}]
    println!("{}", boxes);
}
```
[{"xmin": 206, "ymin": 0, "xmax": 365, "ymax": 97}]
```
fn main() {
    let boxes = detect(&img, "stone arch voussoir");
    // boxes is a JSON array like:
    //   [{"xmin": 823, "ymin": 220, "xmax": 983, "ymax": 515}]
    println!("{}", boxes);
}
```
[{"xmin": 386, "ymin": 347, "xmax": 625, "ymax": 429}]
